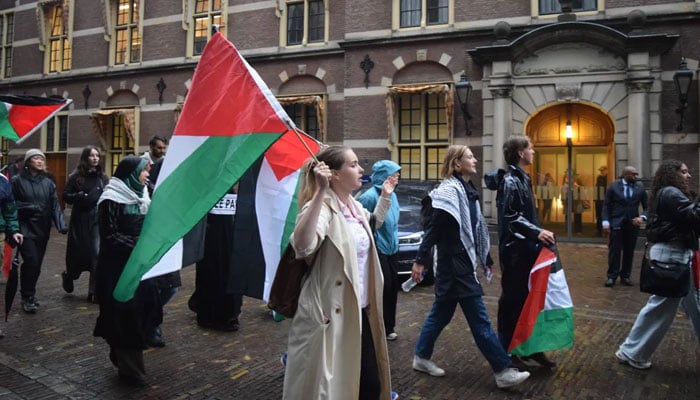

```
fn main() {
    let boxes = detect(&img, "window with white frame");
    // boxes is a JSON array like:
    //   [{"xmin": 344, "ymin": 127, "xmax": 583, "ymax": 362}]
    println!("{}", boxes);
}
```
[
  {"xmin": 46, "ymin": 3, "xmax": 71, "ymax": 73},
  {"xmin": 43, "ymin": 112, "xmax": 68, "ymax": 152},
  {"xmin": 284, "ymin": 103, "xmax": 320, "ymax": 140},
  {"xmin": 0, "ymin": 12, "xmax": 12, "ymax": 79},
  {"xmin": 394, "ymin": 0, "xmax": 451, "ymax": 30},
  {"xmin": 282, "ymin": 0, "xmax": 327, "ymax": 47},
  {"xmin": 192, "ymin": 0, "xmax": 223, "ymax": 56},
  {"xmin": 396, "ymin": 92, "xmax": 449, "ymax": 180},
  {"xmin": 113, "ymin": 0, "xmax": 141, "ymax": 65},
  {"xmin": 538, "ymin": 0, "xmax": 597, "ymax": 15}
]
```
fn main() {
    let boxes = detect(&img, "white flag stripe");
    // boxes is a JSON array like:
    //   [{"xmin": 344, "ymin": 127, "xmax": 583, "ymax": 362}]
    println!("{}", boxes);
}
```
[{"xmin": 543, "ymin": 269, "xmax": 574, "ymax": 310}]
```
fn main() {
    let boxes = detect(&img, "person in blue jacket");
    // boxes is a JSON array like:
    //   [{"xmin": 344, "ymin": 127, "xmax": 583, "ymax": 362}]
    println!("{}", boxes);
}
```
[{"xmin": 358, "ymin": 160, "xmax": 401, "ymax": 340}]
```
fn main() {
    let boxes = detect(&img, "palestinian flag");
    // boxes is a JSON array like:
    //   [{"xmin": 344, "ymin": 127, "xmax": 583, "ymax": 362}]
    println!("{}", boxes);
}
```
[
  {"xmin": 231, "ymin": 130, "xmax": 320, "ymax": 301},
  {"xmin": 508, "ymin": 245, "xmax": 574, "ymax": 356},
  {"xmin": 0, "ymin": 95, "xmax": 71, "ymax": 143},
  {"xmin": 113, "ymin": 32, "xmax": 296, "ymax": 301}
]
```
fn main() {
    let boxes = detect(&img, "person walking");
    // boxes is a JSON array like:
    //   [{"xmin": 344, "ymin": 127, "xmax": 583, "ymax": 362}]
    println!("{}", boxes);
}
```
[
  {"xmin": 283, "ymin": 146, "xmax": 396, "ymax": 400},
  {"xmin": 485, "ymin": 135, "xmax": 557, "ymax": 369},
  {"xmin": 358, "ymin": 160, "xmax": 401, "ymax": 341},
  {"xmin": 11, "ymin": 149, "xmax": 66, "ymax": 313},
  {"xmin": 62, "ymin": 145, "xmax": 108, "ymax": 302},
  {"xmin": 615, "ymin": 159, "xmax": 700, "ymax": 369},
  {"xmin": 411, "ymin": 144, "xmax": 530, "ymax": 389},
  {"xmin": 602, "ymin": 166, "xmax": 648, "ymax": 287},
  {"xmin": 93, "ymin": 156, "xmax": 161, "ymax": 387}
]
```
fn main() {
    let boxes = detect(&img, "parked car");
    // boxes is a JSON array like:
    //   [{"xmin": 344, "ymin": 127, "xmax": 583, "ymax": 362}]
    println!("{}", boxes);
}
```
[{"xmin": 356, "ymin": 180, "xmax": 439, "ymax": 286}]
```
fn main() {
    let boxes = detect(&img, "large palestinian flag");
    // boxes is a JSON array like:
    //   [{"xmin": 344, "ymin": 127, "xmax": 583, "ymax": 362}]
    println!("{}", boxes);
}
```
[
  {"xmin": 113, "ymin": 32, "xmax": 295, "ymax": 301},
  {"xmin": 230, "ymin": 130, "xmax": 320, "ymax": 301},
  {"xmin": 508, "ymin": 245, "xmax": 574, "ymax": 356},
  {"xmin": 0, "ymin": 95, "xmax": 71, "ymax": 143}
]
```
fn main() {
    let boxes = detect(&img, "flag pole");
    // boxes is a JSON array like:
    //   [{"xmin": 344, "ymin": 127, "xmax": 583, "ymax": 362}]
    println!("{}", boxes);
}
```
[{"xmin": 286, "ymin": 121, "xmax": 318, "ymax": 163}]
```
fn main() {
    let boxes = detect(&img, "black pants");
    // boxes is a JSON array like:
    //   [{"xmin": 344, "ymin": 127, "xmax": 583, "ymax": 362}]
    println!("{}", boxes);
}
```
[
  {"xmin": 379, "ymin": 253, "xmax": 399, "ymax": 334},
  {"xmin": 359, "ymin": 308, "xmax": 380, "ymax": 400},
  {"xmin": 19, "ymin": 236, "xmax": 49, "ymax": 299},
  {"xmin": 607, "ymin": 221, "xmax": 639, "ymax": 280}
]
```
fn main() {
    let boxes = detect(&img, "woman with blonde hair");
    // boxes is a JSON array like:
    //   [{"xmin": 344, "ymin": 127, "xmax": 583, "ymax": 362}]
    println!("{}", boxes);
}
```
[{"xmin": 283, "ymin": 146, "xmax": 397, "ymax": 400}]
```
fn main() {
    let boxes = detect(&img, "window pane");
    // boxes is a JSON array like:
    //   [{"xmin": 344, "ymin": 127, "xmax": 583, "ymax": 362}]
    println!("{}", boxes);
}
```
[
  {"xmin": 4, "ymin": 49, "xmax": 11, "ymax": 78},
  {"xmin": 398, "ymin": 94, "xmax": 421, "ymax": 143},
  {"xmin": 425, "ymin": 93, "xmax": 446, "ymax": 141},
  {"xmin": 131, "ymin": 0, "xmax": 139, "ymax": 24},
  {"xmin": 46, "ymin": 118, "xmax": 55, "ymax": 151},
  {"xmin": 130, "ymin": 27, "xmax": 140, "ymax": 62},
  {"xmin": 117, "ymin": 0, "xmax": 130, "ymax": 25},
  {"xmin": 62, "ymin": 38, "xmax": 71, "ymax": 70},
  {"xmin": 195, "ymin": 0, "xmax": 209, "ymax": 13},
  {"xmin": 112, "ymin": 115, "xmax": 125, "ymax": 149},
  {"xmin": 425, "ymin": 146, "xmax": 446, "ymax": 180},
  {"xmin": 5, "ymin": 14, "xmax": 13, "ymax": 44},
  {"xmin": 50, "ymin": 6, "xmax": 63, "ymax": 36},
  {"xmin": 49, "ymin": 39, "xmax": 60, "ymax": 72},
  {"xmin": 213, "ymin": 0, "xmax": 222, "ymax": 11},
  {"xmin": 308, "ymin": 0, "xmax": 324, "ymax": 43},
  {"xmin": 58, "ymin": 115, "xmax": 68, "ymax": 151},
  {"xmin": 193, "ymin": 17, "xmax": 208, "ymax": 55},
  {"xmin": 400, "ymin": 0, "xmax": 421, "ymax": 28},
  {"xmin": 540, "ymin": 0, "xmax": 596, "ymax": 14},
  {"xmin": 115, "ymin": 29, "xmax": 127, "ymax": 64},
  {"xmin": 427, "ymin": 0, "xmax": 448, "ymax": 25},
  {"xmin": 304, "ymin": 104, "xmax": 320, "ymax": 140},
  {"xmin": 287, "ymin": 4, "xmax": 303, "ymax": 45},
  {"xmin": 398, "ymin": 147, "xmax": 421, "ymax": 179}
]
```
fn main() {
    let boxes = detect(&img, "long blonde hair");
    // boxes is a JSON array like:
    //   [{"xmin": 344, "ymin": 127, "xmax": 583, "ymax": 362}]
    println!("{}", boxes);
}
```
[
  {"xmin": 440, "ymin": 145, "xmax": 470, "ymax": 178},
  {"xmin": 297, "ymin": 146, "xmax": 351, "ymax": 207}
]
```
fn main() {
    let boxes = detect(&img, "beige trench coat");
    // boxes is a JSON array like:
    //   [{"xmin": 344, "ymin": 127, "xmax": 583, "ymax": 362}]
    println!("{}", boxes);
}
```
[{"xmin": 283, "ymin": 190, "xmax": 392, "ymax": 400}]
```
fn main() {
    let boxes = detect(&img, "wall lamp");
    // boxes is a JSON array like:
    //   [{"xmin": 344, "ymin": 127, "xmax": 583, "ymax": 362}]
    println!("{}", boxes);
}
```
[
  {"xmin": 454, "ymin": 74, "xmax": 473, "ymax": 135},
  {"xmin": 673, "ymin": 58, "xmax": 694, "ymax": 132}
]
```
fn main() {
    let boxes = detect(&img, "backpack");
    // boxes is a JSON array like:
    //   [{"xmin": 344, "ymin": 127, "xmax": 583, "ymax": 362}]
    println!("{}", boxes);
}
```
[{"xmin": 420, "ymin": 195, "xmax": 433, "ymax": 230}]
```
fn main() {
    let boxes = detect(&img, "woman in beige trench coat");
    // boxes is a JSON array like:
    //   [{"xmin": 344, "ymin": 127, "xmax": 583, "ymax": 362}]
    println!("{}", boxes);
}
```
[{"xmin": 284, "ymin": 146, "xmax": 396, "ymax": 400}]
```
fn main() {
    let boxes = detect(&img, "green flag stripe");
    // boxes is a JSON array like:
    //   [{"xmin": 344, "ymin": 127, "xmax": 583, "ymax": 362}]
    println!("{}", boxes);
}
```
[
  {"xmin": 113, "ymin": 133, "xmax": 281, "ymax": 301},
  {"xmin": 509, "ymin": 307, "xmax": 574, "ymax": 356},
  {"xmin": 0, "ymin": 105, "xmax": 20, "ymax": 141}
]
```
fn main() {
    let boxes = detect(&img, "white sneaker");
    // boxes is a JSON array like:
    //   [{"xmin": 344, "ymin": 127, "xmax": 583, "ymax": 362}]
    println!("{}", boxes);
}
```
[
  {"xmin": 494, "ymin": 367, "xmax": 530, "ymax": 388},
  {"xmin": 615, "ymin": 349, "xmax": 651, "ymax": 370},
  {"xmin": 412, "ymin": 355, "xmax": 446, "ymax": 377},
  {"xmin": 387, "ymin": 332, "xmax": 398, "ymax": 341}
]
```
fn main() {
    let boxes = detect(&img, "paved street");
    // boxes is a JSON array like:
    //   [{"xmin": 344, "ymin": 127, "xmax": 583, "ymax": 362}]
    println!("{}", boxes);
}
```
[{"xmin": 0, "ymin": 233, "xmax": 698, "ymax": 399}]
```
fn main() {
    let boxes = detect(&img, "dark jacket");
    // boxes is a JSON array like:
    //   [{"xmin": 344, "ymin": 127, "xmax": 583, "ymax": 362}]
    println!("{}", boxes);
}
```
[
  {"xmin": 602, "ymin": 180, "xmax": 648, "ymax": 228},
  {"xmin": 646, "ymin": 186, "xmax": 700, "ymax": 250},
  {"xmin": 11, "ymin": 171, "xmax": 65, "ymax": 240},
  {"xmin": 0, "ymin": 175, "xmax": 19, "ymax": 237}
]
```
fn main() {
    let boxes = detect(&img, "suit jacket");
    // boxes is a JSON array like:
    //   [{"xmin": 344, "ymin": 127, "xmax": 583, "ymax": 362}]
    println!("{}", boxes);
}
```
[{"xmin": 602, "ymin": 179, "xmax": 648, "ymax": 228}]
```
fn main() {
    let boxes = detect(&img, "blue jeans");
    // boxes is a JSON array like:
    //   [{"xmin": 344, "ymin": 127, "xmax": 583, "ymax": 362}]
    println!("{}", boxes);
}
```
[{"xmin": 415, "ymin": 296, "xmax": 511, "ymax": 372}]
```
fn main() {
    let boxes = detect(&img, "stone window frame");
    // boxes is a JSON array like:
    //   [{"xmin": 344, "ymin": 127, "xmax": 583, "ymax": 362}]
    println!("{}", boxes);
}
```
[
  {"xmin": 392, "ymin": 0, "xmax": 453, "ymax": 31},
  {"xmin": 278, "ymin": 95, "xmax": 325, "ymax": 142},
  {"xmin": 532, "ymin": 0, "xmax": 603, "ymax": 18},
  {"xmin": 182, "ymin": 0, "xmax": 228, "ymax": 58},
  {"xmin": 101, "ymin": 0, "xmax": 143, "ymax": 66},
  {"xmin": 0, "ymin": 11, "xmax": 13, "ymax": 79},
  {"xmin": 41, "ymin": 104, "xmax": 70, "ymax": 153},
  {"xmin": 36, "ymin": 0, "xmax": 73, "ymax": 73},
  {"xmin": 278, "ymin": 0, "xmax": 328, "ymax": 48}
]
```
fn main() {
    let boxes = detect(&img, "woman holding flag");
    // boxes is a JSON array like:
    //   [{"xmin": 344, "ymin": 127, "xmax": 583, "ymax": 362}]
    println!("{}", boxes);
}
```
[
  {"xmin": 615, "ymin": 159, "xmax": 700, "ymax": 369},
  {"xmin": 284, "ymin": 146, "xmax": 396, "ymax": 400},
  {"xmin": 92, "ymin": 156, "xmax": 161, "ymax": 387}
]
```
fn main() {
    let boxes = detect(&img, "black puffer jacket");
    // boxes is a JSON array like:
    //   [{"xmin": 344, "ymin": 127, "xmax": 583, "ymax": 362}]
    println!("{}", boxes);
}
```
[
  {"xmin": 646, "ymin": 186, "xmax": 700, "ymax": 250},
  {"xmin": 11, "ymin": 171, "xmax": 65, "ymax": 239}
]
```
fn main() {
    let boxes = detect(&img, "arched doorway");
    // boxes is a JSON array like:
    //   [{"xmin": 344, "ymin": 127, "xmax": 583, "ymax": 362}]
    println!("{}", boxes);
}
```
[{"xmin": 526, "ymin": 103, "xmax": 614, "ymax": 240}]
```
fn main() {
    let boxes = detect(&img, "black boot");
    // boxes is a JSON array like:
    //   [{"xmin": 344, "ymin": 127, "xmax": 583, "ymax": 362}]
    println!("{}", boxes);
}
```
[
  {"xmin": 61, "ymin": 271, "xmax": 74, "ymax": 293},
  {"xmin": 147, "ymin": 326, "xmax": 165, "ymax": 348}
]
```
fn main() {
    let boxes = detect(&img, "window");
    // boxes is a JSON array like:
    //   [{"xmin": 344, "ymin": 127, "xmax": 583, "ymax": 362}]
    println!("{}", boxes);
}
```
[
  {"xmin": 0, "ymin": 12, "xmax": 12, "ymax": 78},
  {"xmin": 192, "ymin": 0, "xmax": 222, "ymax": 56},
  {"xmin": 282, "ymin": 0, "xmax": 327, "ymax": 46},
  {"xmin": 284, "ymin": 103, "xmax": 320, "ymax": 140},
  {"xmin": 47, "ymin": 4, "xmax": 71, "ymax": 73},
  {"xmin": 114, "ymin": 0, "xmax": 141, "ymax": 65},
  {"xmin": 396, "ymin": 92, "xmax": 449, "ymax": 179},
  {"xmin": 395, "ymin": 0, "xmax": 450, "ymax": 30},
  {"xmin": 539, "ymin": 0, "xmax": 597, "ymax": 15},
  {"xmin": 44, "ymin": 114, "xmax": 68, "ymax": 152},
  {"xmin": 109, "ymin": 113, "xmax": 135, "ymax": 173}
]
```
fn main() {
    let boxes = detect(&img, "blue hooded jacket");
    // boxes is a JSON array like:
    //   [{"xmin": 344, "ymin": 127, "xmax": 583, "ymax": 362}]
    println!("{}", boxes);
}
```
[{"xmin": 358, "ymin": 160, "xmax": 401, "ymax": 255}]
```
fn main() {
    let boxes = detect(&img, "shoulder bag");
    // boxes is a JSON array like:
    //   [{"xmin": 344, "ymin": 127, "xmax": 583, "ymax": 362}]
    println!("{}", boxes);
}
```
[
  {"xmin": 639, "ymin": 242, "xmax": 691, "ymax": 298},
  {"xmin": 268, "ymin": 243, "xmax": 315, "ymax": 318}
]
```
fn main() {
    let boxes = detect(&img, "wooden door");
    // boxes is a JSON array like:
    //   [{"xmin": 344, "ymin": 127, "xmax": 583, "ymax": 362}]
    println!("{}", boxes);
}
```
[{"xmin": 45, "ymin": 153, "xmax": 67, "ymax": 208}]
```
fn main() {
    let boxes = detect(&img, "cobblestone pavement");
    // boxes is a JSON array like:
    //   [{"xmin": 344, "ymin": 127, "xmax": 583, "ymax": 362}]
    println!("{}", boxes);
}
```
[{"xmin": 0, "ymin": 234, "xmax": 698, "ymax": 399}]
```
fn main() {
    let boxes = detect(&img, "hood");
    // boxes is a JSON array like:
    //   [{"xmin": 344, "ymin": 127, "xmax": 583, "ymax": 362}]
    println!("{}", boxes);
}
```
[
  {"xmin": 370, "ymin": 160, "xmax": 401, "ymax": 186},
  {"xmin": 484, "ymin": 168, "xmax": 506, "ymax": 191}
]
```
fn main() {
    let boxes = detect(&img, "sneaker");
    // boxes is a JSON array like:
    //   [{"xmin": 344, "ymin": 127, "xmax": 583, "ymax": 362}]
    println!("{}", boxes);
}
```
[
  {"xmin": 391, "ymin": 391, "xmax": 399, "ymax": 400},
  {"xmin": 387, "ymin": 332, "xmax": 398, "ymax": 341},
  {"xmin": 61, "ymin": 271, "xmax": 74, "ymax": 293},
  {"xmin": 615, "ymin": 349, "xmax": 651, "ymax": 370},
  {"xmin": 494, "ymin": 367, "xmax": 530, "ymax": 388},
  {"xmin": 21, "ymin": 297, "xmax": 38, "ymax": 314},
  {"xmin": 412, "ymin": 355, "xmax": 446, "ymax": 377}
]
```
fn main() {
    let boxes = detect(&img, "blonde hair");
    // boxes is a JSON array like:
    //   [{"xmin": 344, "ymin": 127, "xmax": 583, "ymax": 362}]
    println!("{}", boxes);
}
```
[
  {"xmin": 440, "ymin": 145, "xmax": 470, "ymax": 178},
  {"xmin": 297, "ymin": 145, "xmax": 351, "ymax": 207}
]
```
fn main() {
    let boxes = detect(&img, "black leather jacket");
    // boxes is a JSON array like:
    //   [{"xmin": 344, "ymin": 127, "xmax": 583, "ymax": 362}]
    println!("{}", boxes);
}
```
[
  {"xmin": 11, "ymin": 171, "xmax": 66, "ymax": 239},
  {"xmin": 646, "ymin": 186, "xmax": 700, "ymax": 250}
]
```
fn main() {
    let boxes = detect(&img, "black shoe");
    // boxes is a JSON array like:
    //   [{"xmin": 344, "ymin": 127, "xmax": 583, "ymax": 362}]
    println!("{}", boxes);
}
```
[
  {"xmin": 147, "ymin": 326, "xmax": 165, "ymax": 348},
  {"xmin": 621, "ymin": 278, "xmax": 634, "ymax": 286},
  {"xmin": 61, "ymin": 271, "xmax": 74, "ymax": 293},
  {"xmin": 521, "ymin": 352, "xmax": 557, "ymax": 369},
  {"xmin": 21, "ymin": 297, "xmax": 38, "ymax": 314},
  {"xmin": 86, "ymin": 293, "xmax": 98, "ymax": 303},
  {"xmin": 118, "ymin": 372, "xmax": 148, "ymax": 388},
  {"xmin": 605, "ymin": 278, "xmax": 615, "ymax": 287}
]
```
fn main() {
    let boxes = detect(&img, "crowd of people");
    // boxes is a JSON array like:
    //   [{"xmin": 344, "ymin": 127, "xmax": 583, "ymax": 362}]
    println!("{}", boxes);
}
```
[{"xmin": 2, "ymin": 134, "xmax": 699, "ymax": 397}]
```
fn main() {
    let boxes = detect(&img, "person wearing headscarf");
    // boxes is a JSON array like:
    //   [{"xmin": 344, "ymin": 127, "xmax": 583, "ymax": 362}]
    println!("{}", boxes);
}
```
[{"xmin": 93, "ymin": 156, "xmax": 161, "ymax": 387}]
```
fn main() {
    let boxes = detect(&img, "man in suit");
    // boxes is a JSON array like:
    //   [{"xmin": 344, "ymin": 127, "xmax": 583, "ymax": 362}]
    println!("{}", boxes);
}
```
[{"xmin": 602, "ymin": 166, "xmax": 648, "ymax": 287}]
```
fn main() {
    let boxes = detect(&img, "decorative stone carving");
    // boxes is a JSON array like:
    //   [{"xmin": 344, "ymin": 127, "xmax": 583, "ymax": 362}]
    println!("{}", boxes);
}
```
[
  {"xmin": 625, "ymin": 79, "xmax": 653, "ymax": 93},
  {"xmin": 490, "ymin": 86, "xmax": 513, "ymax": 98},
  {"xmin": 416, "ymin": 49, "xmax": 427, "ymax": 62},
  {"xmin": 514, "ymin": 43, "xmax": 625, "ymax": 76},
  {"xmin": 556, "ymin": 83, "xmax": 581, "ymax": 101}
]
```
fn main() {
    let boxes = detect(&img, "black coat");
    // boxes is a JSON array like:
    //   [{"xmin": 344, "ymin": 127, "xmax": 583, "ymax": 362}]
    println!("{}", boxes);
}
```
[
  {"xmin": 11, "ymin": 171, "xmax": 65, "ymax": 240},
  {"xmin": 646, "ymin": 186, "xmax": 700, "ymax": 250},
  {"xmin": 93, "ymin": 200, "xmax": 162, "ymax": 349}
]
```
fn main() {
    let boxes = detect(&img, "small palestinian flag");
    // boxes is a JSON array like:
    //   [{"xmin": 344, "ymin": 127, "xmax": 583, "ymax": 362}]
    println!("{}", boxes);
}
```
[
  {"xmin": 0, "ymin": 95, "xmax": 71, "ymax": 143},
  {"xmin": 508, "ymin": 245, "xmax": 574, "ymax": 356}
]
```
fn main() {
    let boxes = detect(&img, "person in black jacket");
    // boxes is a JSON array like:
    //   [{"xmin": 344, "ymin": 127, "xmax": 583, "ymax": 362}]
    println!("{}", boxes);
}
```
[
  {"xmin": 11, "ymin": 149, "xmax": 66, "ymax": 313},
  {"xmin": 410, "ymin": 145, "xmax": 530, "ymax": 389},
  {"xmin": 485, "ymin": 135, "xmax": 557, "ymax": 369},
  {"xmin": 62, "ymin": 145, "xmax": 109, "ymax": 302},
  {"xmin": 615, "ymin": 159, "xmax": 700, "ymax": 369}
]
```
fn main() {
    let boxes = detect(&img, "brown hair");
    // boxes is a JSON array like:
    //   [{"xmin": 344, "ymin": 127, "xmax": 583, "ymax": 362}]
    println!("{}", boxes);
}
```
[
  {"xmin": 297, "ymin": 145, "xmax": 351, "ymax": 207},
  {"xmin": 503, "ymin": 135, "xmax": 531, "ymax": 166},
  {"xmin": 440, "ymin": 145, "xmax": 469, "ymax": 178}
]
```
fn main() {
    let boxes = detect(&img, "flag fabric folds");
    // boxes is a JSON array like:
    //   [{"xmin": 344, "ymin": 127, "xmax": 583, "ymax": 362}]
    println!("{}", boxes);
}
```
[
  {"xmin": 0, "ymin": 95, "xmax": 71, "ymax": 143},
  {"xmin": 113, "ymin": 32, "xmax": 295, "ymax": 301},
  {"xmin": 508, "ymin": 245, "xmax": 574, "ymax": 356},
  {"xmin": 231, "ymin": 130, "xmax": 320, "ymax": 301}
]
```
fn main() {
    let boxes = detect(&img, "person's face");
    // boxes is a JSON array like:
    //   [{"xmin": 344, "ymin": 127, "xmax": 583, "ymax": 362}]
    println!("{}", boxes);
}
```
[
  {"xmin": 151, "ymin": 140, "xmax": 167, "ymax": 159},
  {"xmin": 87, "ymin": 149, "xmax": 100, "ymax": 168},
  {"xmin": 518, "ymin": 142, "xmax": 535, "ymax": 166},
  {"xmin": 332, "ymin": 150, "xmax": 364, "ymax": 193},
  {"xmin": 27, "ymin": 156, "xmax": 45, "ymax": 172},
  {"xmin": 456, "ymin": 148, "xmax": 478, "ymax": 177},
  {"xmin": 138, "ymin": 167, "xmax": 150, "ymax": 184},
  {"xmin": 623, "ymin": 168, "xmax": 639, "ymax": 183},
  {"xmin": 678, "ymin": 163, "xmax": 691, "ymax": 191},
  {"xmin": 599, "ymin": 168, "xmax": 607, "ymax": 177}
]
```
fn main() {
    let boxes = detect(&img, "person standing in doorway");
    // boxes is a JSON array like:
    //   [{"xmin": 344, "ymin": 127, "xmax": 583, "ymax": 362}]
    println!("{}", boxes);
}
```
[
  {"xmin": 358, "ymin": 160, "xmax": 401, "ymax": 341},
  {"xmin": 595, "ymin": 166, "xmax": 608, "ymax": 236},
  {"xmin": 602, "ymin": 166, "xmax": 648, "ymax": 287}
]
